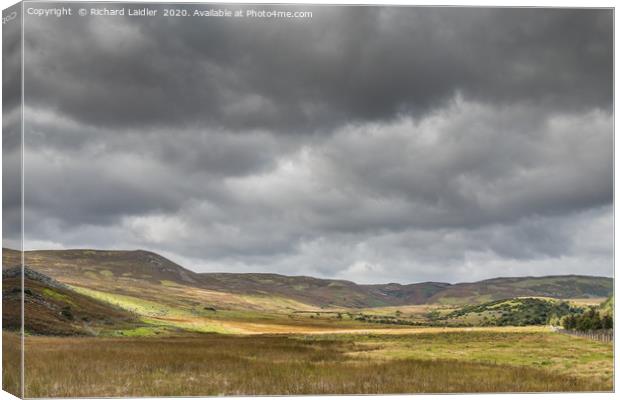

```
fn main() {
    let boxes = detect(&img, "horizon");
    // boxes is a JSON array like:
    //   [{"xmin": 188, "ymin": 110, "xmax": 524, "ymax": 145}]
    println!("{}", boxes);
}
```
[{"xmin": 4, "ymin": 247, "xmax": 614, "ymax": 286}]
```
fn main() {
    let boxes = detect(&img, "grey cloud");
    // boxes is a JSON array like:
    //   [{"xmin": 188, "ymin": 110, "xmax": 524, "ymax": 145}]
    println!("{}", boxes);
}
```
[
  {"xmin": 23, "ymin": 6, "xmax": 612, "ymax": 133},
  {"xmin": 16, "ymin": 5, "xmax": 613, "ymax": 283},
  {"xmin": 21, "ymin": 99, "xmax": 613, "ymax": 282},
  {"xmin": 221, "ymin": 101, "xmax": 611, "ymax": 235},
  {"xmin": 3, "ymin": 4, "xmax": 23, "ymax": 248}
]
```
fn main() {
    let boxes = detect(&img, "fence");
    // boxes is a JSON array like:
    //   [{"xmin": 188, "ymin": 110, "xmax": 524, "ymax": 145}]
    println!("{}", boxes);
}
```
[{"xmin": 552, "ymin": 327, "xmax": 613, "ymax": 343}]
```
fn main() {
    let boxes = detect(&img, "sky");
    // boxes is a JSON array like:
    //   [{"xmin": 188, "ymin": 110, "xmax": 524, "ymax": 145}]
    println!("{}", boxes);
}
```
[{"xmin": 4, "ymin": 5, "xmax": 613, "ymax": 284}]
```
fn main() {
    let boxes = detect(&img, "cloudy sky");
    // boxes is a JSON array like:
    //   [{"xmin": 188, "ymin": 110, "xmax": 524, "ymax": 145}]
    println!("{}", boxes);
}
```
[{"xmin": 6, "ymin": 5, "xmax": 613, "ymax": 284}]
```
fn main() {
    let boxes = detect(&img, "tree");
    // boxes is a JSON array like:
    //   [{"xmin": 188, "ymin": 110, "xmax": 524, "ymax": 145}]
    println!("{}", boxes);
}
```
[
  {"xmin": 576, "ymin": 315, "xmax": 592, "ymax": 331},
  {"xmin": 562, "ymin": 307, "xmax": 612, "ymax": 332},
  {"xmin": 561, "ymin": 314, "xmax": 577, "ymax": 330},
  {"xmin": 602, "ymin": 314, "xmax": 613, "ymax": 330},
  {"xmin": 548, "ymin": 315, "xmax": 560, "ymax": 327}
]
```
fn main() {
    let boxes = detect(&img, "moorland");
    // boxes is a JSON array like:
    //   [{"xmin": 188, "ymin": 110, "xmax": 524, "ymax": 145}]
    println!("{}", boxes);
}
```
[{"xmin": 2, "ymin": 248, "xmax": 614, "ymax": 396}]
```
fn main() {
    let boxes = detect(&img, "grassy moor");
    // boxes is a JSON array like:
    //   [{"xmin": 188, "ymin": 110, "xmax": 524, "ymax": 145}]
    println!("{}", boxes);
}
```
[
  {"xmin": 1, "ymin": 248, "xmax": 614, "ymax": 396},
  {"xmin": 11, "ymin": 331, "xmax": 611, "ymax": 397}
]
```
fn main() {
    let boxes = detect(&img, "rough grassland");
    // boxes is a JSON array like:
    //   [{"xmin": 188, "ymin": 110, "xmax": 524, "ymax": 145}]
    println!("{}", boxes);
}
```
[
  {"xmin": 2, "ymin": 332, "xmax": 20, "ymax": 397},
  {"xmin": 336, "ymin": 330, "xmax": 613, "ymax": 385},
  {"xmin": 8, "ymin": 328, "xmax": 611, "ymax": 397}
]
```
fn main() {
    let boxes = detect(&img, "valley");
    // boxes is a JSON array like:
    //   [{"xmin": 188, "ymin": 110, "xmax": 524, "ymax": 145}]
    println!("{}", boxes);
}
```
[{"xmin": 1, "ymin": 248, "xmax": 614, "ymax": 395}]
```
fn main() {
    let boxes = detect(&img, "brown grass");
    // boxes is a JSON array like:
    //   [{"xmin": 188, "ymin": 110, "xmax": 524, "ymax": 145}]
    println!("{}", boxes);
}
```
[
  {"xmin": 15, "ymin": 331, "xmax": 611, "ymax": 397},
  {"xmin": 2, "ymin": 332, "xmax": 21, "ymax": 397}
]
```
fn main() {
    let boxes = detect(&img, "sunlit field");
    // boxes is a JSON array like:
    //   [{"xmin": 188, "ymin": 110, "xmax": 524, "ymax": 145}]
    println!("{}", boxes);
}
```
[{"xmin": 6, "ymin": 327, "xmax": 611, "ymax": 397}]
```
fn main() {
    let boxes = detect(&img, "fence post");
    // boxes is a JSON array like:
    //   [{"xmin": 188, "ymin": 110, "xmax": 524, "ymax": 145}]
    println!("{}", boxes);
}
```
[{"xmin": 553, "ymin": 328, "xmax": 613, "ymax": 342}]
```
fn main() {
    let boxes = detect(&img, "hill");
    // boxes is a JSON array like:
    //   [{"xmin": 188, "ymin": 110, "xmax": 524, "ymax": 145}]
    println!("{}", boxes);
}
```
[
  {"xmin": 3, "ymin": 266, "xmax": 137, "ymax": 335},
  {"xmin": 6, "ymin": 248, "xmax": 201, "ymax": 286},
  {"xmin": 3, "ymin": 248, "xmax": 613, "ymax": 310},
  {"xmin": 363, "ymin": 282, "xmax": 452, "ymax": 305},
  {"xmin": 433, "ymin": 297, "xmax": 582, "ymax": 327},
  {"xmin": 200, "ymin": 272, "xmax": 397, "ymax": 308},
  {"xmin": 197, "ymin": 274, "xmax": 455, "ymax": 308},
  {"xmin": 6, "ymin": 248, "xmax": 432, "ymax": 308},
  {"xmin": 426, "ymin": 275, "xmax": 614, "ymax": 305}
]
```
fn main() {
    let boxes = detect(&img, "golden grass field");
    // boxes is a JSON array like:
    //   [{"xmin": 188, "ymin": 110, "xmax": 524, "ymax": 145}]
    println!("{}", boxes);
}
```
[{"xmin": 3, "ymin": 325, "xmax": 613, "ymax": 397}]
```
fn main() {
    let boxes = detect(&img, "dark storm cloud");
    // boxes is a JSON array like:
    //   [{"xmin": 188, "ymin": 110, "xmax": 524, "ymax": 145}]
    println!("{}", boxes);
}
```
[
  {"xmin": 3, "ymin": 4, "xmax": 23, "ymax": 249},
  {"xmin": 3, "ymin": 5, "xmax": 22, "ymax": 113},
  {"xmin": 17, "ymin": 5, "xmax": 613, "ymax": 283},
  {"xmin": 23, "ymin": 7, "xmax": 612, "ymax": 132}
]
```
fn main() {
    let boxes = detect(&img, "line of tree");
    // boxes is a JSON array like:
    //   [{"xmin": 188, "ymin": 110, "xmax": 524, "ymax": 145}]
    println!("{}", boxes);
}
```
[{"xmin": 554, "ymin": 307, "xmax": 613, "ymax": 331}]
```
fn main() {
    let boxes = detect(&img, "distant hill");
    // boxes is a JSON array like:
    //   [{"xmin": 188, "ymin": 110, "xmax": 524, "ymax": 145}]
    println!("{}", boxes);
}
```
[
  {"xmin": 199, "ymin": 272, "xmax": 398, "ymax": 308},
  {"xmin": 364, "ymin": 282, "xmax": 452, "ymax": 305},
  {"xmin": 2, "ymin": 248, "xmax": 613, "ymax": 309},
  {"xmin": 426, "ymin": 275, "xmax": 614, "ymax": 305}
]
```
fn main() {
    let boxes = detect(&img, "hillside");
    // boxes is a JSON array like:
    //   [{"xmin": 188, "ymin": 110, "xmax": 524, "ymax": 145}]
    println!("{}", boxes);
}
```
[
  {"xmin": 3, "ymin": 266, "xmax": 137, "ymax": 335},
  {"xmin": 8, "ymin": 248, "xmax": 202, "ymax": 286},
  {"xmin": 200, "ymin": 272, "xmax": 397, "ymax": 308},
  {"xmin": 427, "ymin": 276, "xmax": 614, "ymax": 305},
  {"xmin": 364, "ymin": 282, "xmax": 452, "ymax": 305},
  {"xmin": 3, "ymin": 249, "xmax": 613, "ymax": 310},
  {"xmin": 434, "ymin": 297, "xmax": 582, "ymax": 327}
]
